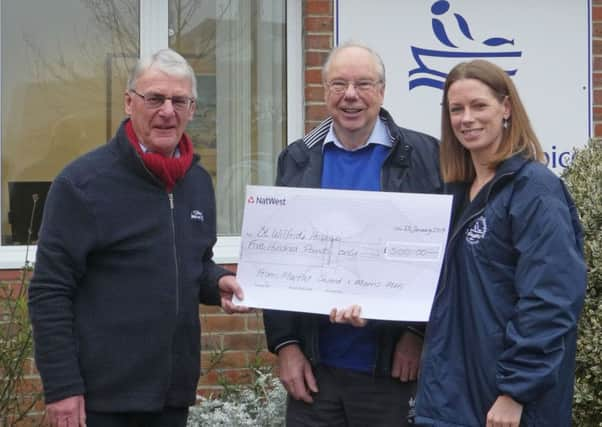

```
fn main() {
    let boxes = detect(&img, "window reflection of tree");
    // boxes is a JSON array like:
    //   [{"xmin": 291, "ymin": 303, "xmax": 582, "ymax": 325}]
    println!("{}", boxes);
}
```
[
  {"xmin": 14, "ymin": 0, "xmax": 283, "ymax": 237},
  {"xmin": 15, "ymin": 1, "xmax": 139, "ymax": 183},
  {"xmin": 18, "ymin": 0, "xmax": 230, "ymax": 159}
]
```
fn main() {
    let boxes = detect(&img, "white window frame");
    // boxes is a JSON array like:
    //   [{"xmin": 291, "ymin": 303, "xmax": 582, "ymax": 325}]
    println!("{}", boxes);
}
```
[{"xmin": 0, "ymin": 0, "xmax": 303, "ymax": 268}]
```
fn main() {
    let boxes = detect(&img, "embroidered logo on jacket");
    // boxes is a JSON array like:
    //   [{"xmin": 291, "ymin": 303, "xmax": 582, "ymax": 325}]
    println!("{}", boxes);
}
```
[
  {"xmin": 465, "ymin": 215, "xmax": 487, "ymax": 244},
  {"xmin": 190, "ymin": 210, "xmax": 204, "ymax": 221}
]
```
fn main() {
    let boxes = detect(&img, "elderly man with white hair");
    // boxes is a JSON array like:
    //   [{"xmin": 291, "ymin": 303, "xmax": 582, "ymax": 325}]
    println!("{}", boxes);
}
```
[{"xmin": 29, "ymin": 48, "xmax": 248, "ymax": 427}]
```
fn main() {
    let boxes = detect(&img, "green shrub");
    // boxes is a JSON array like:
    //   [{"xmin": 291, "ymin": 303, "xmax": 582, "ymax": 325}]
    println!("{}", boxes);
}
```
[
  {"xmin": 562, "ymin": 139, "xmax": 602, "ymax": 426},
  {"xmin": 0, "ymin": 265, "xmax": 40, "ymax": 427},
  {"xmin": 0, "ymin": 193, "xmax": 43, "ymax": 426}
]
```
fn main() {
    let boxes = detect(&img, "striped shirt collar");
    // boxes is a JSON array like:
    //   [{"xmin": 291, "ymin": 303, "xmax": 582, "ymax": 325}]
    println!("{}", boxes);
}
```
[
  {"xmin": 302, "ymin": 110, "xmax": 395, "ymax": 150},
  {"xmin": 323, "ymin": 116, "xmax": 391, "ymax": 152}
]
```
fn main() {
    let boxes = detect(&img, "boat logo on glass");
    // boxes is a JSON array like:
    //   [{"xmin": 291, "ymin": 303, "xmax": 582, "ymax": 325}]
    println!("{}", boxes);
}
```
[
  {"xmin": 465, "ymin": 215, "xmax": 487, "ymax": 245},
  {"xmin": 409, "ymin": 0, "xmax": 522, "ymax": 90}
]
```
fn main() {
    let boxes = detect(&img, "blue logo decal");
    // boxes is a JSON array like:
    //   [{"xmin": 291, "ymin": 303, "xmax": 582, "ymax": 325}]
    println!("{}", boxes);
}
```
[
  {"xmin": 409, "ymin": 1, "xmax": 522, "ymax": 90},
  {"xmin": 465, "ymin": 215, "xmax": 487, "ymax": 245}
]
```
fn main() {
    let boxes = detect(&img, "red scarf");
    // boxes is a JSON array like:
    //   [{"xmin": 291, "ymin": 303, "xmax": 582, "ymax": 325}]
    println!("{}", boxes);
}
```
[{"xmin": 125, "ymin": 120, "xmax": 194, "ymax": 192}]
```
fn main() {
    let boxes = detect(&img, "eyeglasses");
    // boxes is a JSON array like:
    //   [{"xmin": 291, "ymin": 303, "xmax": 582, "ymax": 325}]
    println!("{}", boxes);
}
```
[
  {"xmin": 326, "ymin": 79, "xmax": 382, "ymax": 95},
  {"xmin": 130, "ymin": 90, "xmax": 194, "ymax": 111}
]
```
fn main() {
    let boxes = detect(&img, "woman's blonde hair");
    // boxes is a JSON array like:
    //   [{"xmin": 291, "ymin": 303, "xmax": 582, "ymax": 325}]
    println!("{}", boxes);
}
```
[{"xmin": 440, "ymin": 60, "xmax": 544, "ymax": 182}]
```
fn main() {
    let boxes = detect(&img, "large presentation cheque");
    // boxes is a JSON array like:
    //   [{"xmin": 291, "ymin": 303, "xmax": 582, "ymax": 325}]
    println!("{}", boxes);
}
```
[{"xmin": 236, "ymin": 185, "xmax": 453, "ymax": 321}]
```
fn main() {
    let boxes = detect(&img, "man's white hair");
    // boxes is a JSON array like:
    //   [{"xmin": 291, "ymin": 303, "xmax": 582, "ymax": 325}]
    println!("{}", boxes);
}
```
[
  {"xmin": 321, "ymin": 41, "xmax": 386, "ymax": 84},
  {"xmin": 127, "ymin": 48, "xmax": 197, "ymax": 99}
]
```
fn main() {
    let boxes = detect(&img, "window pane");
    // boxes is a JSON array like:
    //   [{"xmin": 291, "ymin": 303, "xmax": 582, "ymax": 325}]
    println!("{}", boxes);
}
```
[
  {"xmin": 169, "ymin": 0, "xmax": 286, "ymax": 235},
  {"xmin": 1, "ymin": 0, "xmax": 139, "ymax": 245}
]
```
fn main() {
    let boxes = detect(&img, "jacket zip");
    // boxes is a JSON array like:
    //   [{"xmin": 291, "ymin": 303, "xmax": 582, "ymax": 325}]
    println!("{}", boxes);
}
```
[
  {"xmin": 380, "ymin": 143, "xmax": 394, "ymax": 189},
  {"xmin": 133, "ymin": 150, "xmax": 187, "ymax": 397},
  {"xmin": 168, "ymin": 193, "xmax": 180, "ymax": 316},
  {"xmin": 435, "ymin": 171, "xmax": 514, "ymax": 300},
  {"xmin": 134, "ymin": 153, "xmax": 181, "ymax": 315},
  {"xmin": 375, "ymin": 135, "xmax": 405, "ymax": 375},
  {"xmin": 380, "ymin": 135, "xmax": 407, "ymax": 191}
]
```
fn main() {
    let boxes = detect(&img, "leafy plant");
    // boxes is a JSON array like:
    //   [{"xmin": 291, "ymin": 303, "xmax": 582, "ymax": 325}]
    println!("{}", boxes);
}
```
[
  {"xmin": 189, "ymin": 313, "xmax": 285, "ymax": 426},
  {"xmin": 0, "ymin": 194, "xmax": 43, "ymax": 426},
  {"xmin": 562, "ymin": 139, "xmax": 602, "ymax": 426}
]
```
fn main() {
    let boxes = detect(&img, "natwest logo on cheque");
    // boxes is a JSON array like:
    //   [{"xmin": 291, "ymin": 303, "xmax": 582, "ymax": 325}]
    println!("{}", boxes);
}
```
[{"xmin": 247, "ymin": 195, "xmax": 287, "ymax": 206}]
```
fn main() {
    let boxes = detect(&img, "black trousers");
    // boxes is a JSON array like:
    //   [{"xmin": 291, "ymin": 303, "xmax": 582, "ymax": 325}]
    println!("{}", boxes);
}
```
[
  {"xmin": 286, "ymin": 365, "xmax": 416, "ymax": 427},
  {"xmin": 86, "ymin": 407, "xmax": 189, "ymax": 427}
]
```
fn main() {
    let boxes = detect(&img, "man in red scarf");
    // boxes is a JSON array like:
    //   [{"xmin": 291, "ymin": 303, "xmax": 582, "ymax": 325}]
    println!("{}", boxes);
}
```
[{"xmin": 29, "ymin": 49, "xmax": 248, "ymax": 427}]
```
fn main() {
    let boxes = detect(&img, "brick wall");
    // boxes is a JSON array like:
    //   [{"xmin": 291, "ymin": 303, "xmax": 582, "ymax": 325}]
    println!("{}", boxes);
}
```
[
  {"xmin": 304, "ymin": 0, "xmax": 334, "ymax": 132},
  {"xmin": 0, "ymin": 269, "xmax": 44, "ymax": 426},
  {"xmin": 197, "ymin": 265, "xmax": 276, "ymax": 397},
  {"xmin": 2, "ymin": 0, "xmax": 599, "ymax": 424}
]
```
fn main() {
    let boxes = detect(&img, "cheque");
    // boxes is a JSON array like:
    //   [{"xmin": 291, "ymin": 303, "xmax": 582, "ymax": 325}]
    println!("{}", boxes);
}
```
[{"xmin": 236, "ymin": 185, "xmax": 453, "ymax": 321}]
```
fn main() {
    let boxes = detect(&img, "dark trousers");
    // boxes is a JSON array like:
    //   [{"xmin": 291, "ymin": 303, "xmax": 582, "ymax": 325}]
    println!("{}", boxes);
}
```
[
  {"xmin": 86, "ymin": 407, "xmax": 189, "ymax": 427},
  {"xmin": 286, "ymin": 365, "xmax": 416, "ymax": 427}
]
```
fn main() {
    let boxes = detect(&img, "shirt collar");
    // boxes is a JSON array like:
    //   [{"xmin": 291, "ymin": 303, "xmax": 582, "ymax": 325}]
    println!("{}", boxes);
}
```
[{"xmin": 323, "ymin": 117, "xmax": 391, "ymax": 152}]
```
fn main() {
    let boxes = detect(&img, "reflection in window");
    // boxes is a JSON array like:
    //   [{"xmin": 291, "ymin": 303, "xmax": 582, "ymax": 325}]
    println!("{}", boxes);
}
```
[
  {"xmin": 1, "ymin": 0, "xmax": 139, "ymax": 245},
  {"xmin": 168, "ymin": 0, "xmax": 286, "ymax": 235},
  {"xmin": 1, "ymin": 0, "xmax": 287, "ymax": 245}
]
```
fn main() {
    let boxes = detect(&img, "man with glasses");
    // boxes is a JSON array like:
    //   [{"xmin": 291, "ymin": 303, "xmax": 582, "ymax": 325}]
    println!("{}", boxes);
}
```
[
  {"xmin": 263, "ymin": 42, "xmax": 443, "ymax": 426},
  {"xmin": 28, "ymin": 48, "xmax": 248, "ymax": 427}
]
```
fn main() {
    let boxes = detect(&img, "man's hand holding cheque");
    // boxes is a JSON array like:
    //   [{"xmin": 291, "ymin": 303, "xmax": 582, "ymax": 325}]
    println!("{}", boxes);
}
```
[{"xmin": 330, "ymin": 304, "xmax": 422, "ymax": 382}]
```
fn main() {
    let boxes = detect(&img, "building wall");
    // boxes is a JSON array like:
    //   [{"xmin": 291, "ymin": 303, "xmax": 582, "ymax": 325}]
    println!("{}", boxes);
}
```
[{"xmin": 1, "ymin": 0, "xmax": 600, "ymax": 424}]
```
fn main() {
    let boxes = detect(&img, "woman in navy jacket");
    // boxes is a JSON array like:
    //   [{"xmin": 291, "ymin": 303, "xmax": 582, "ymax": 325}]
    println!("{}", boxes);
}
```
[{"xmin": 414, "ymin": 60, "xmax": 587, "ymax": 426}]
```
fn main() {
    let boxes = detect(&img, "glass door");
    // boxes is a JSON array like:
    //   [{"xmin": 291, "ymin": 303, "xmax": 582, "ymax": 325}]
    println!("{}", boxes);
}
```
[{"xmin": 167, "ymin": 0, "xmax": 286, "ymax": 235}]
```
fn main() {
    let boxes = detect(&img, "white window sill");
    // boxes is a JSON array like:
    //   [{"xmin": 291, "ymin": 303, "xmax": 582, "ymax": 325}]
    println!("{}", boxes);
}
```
[{"xmin": 0, "ymin": 236, "xmax": 241, "ymax": 270}]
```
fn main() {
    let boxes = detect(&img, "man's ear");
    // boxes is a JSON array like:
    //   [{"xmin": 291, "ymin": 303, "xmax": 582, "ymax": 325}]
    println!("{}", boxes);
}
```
[
  {"xmin": 124, "ymin": 92, "xmax": 133, "ymax": 115},
  {"xmin": 187, "ymin": 100, "xmax": 196, "ymax": 121}
]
